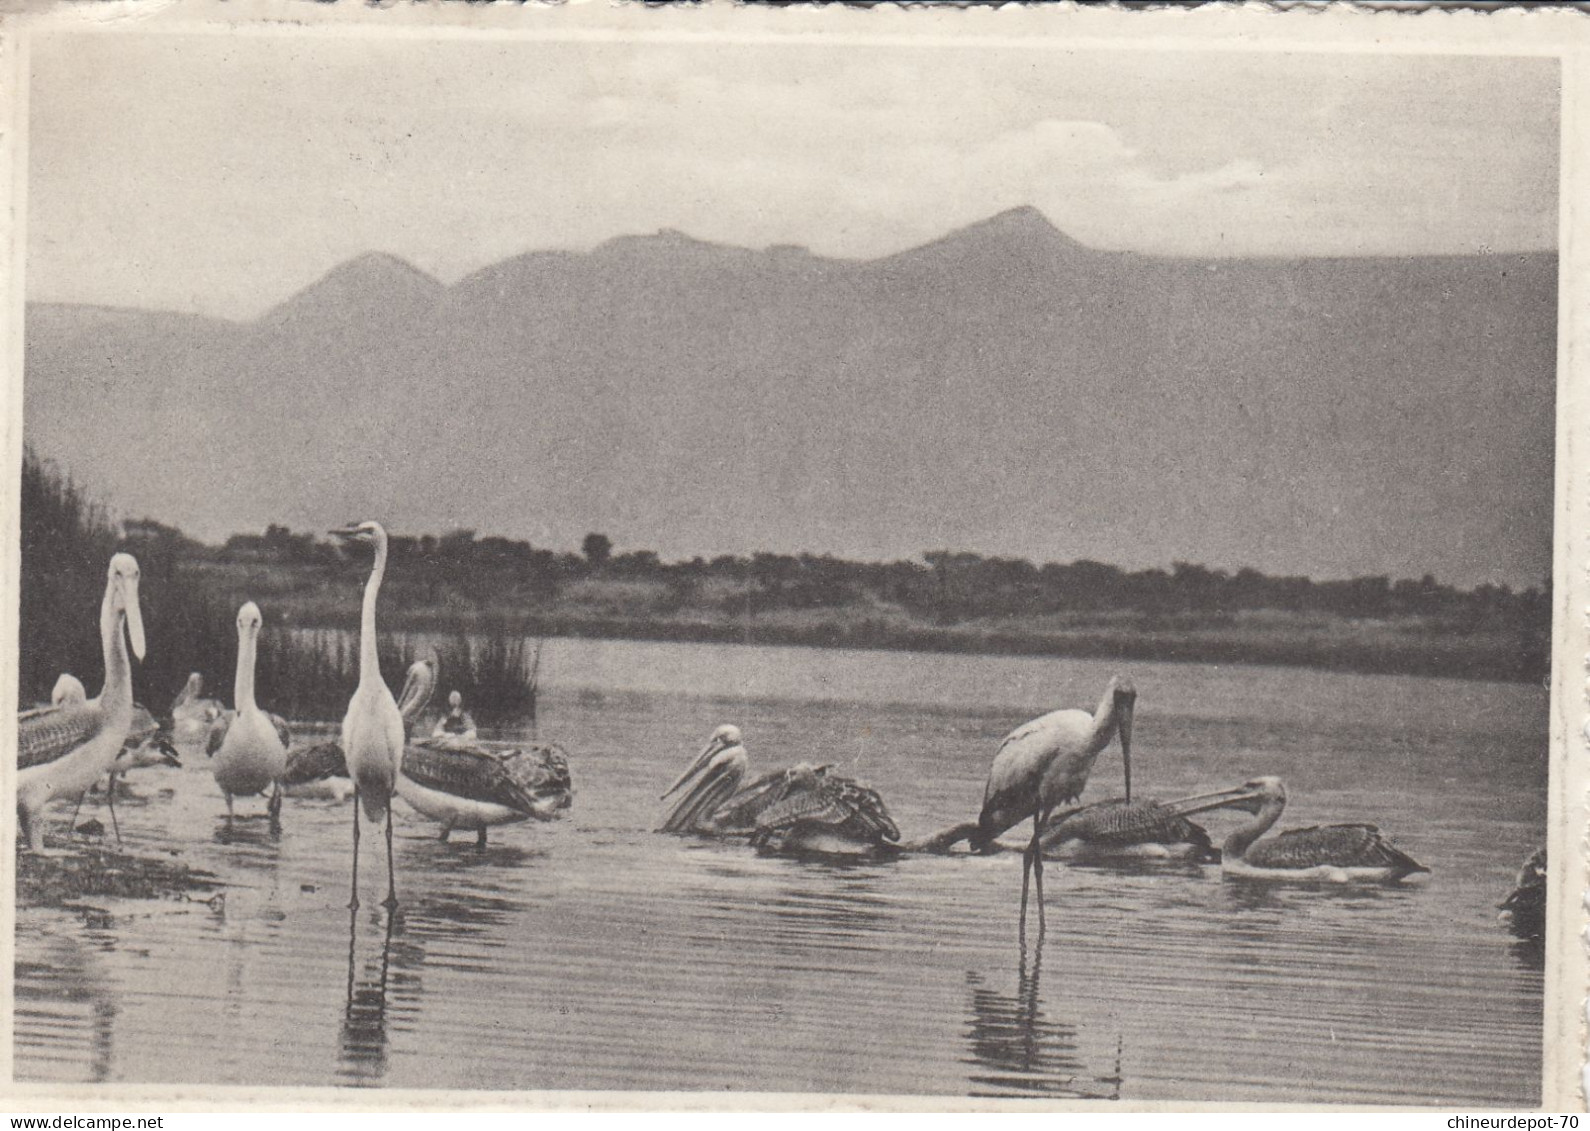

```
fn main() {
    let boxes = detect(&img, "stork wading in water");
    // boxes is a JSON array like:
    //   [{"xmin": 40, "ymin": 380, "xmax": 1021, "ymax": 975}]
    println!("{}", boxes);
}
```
[
  {"xmin": 1190, "ymin": 776, "xmax": 1428, "ymax": 883},
  {"xmin": 171, "ymin": 672, "xmax": 225, "ymax": 745},
  {"xmin": 432, "ymin": 691, "xmax": 478, "ymax": 743},
  {"xmin": 660, "ymin": 725, "xmax": 899, "ymax": 858},
  {"xmin": 207, "ymin": 602, "xmax": 291, "ymax": 824},
  {"xmin": 284, "ymin": 659, "xmax": 436, "ymax": 802},
  {"xmin": 974, "ymin": 676, "xmax": 1136, "ymax": 929},
  {"xmin": 17, "ymin": 554, "xmax": 147, "ymax": 852},
  {"xmin": 333, "ymin": 521, "xmax": 405, "ymax": 911}
]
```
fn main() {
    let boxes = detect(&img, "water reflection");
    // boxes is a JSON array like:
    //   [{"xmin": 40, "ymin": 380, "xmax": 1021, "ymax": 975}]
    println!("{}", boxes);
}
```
[
  {"xmin": 962, "ymin": 933, "xmax": 1122, "ymax": 1099},
  {"xmin": 339, "ymin": 911, "xmax": 399, "ymax": 1086},
  {"xmin": 15, "ymin": 932, "xmax": 118, "ymax": 1083}
]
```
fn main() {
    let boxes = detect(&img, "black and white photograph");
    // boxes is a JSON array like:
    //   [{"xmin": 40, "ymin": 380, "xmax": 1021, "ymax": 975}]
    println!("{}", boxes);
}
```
[{"xmin": 4, "ymin": 4, "xmax": 1582, "ymax": 1111}]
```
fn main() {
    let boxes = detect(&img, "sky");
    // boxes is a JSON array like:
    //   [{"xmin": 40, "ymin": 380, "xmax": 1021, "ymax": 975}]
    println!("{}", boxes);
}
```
[{"xmin": 26, "ymin": 33, "xmax": 1559, "ymax": 320}]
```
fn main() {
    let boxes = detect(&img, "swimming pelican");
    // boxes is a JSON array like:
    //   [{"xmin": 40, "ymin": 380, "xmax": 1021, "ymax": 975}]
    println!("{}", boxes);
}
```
[
  {"xmin": 285, "ymin": 659, "xmax": 436, "ymax": 801},
  {"xmin": 1194, "ymin": 776, "xmax": 1428, "ymax": 882},
  {"xmin": 1499, "ymin": 846, "xmax": 1545, "ymax": 941},
  {"xmin": 973, "ymin": 675, "xmax": 1136, "ymax": 927},
  {"xmin": 1039, "ymin": 793, "xmax": 1224, "ymax": 862},
  {"xmin": 660, "ymin": 724, "xmax": 752, "ymax": 834},
  {"xmin": 660, "ymin": 726, "xmax": 897, "ymax": 856},
  {"xmin": 398, "ymin": 737, "xmax": 572, "ymax": 847},
  {"xmin": 332, "ymin": 520, "xmax": 405, "ymax": 910},
  {"xmin": 432, "ymin": 690, "xmax": 478, "ymax": 742},
  {"xmin": 171, "ymin": 672, "xmax": 224, "ymax": 744},
  {"xmin": 206, "ymin": 602, "xmax": 290, "ymax": 823},
  {"xmin": 748, "ymin": 763, "xmax": 900, "ymax": 859},
  {"xmin": 17, "ymin": 553, "xmax": 146, "ymax": 852}
]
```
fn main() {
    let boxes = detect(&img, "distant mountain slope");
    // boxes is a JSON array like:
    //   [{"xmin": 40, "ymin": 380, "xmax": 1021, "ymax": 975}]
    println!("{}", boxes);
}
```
[{"xmin": 23, "ymin": 208, "xmax": 1556, "ymax": 588}]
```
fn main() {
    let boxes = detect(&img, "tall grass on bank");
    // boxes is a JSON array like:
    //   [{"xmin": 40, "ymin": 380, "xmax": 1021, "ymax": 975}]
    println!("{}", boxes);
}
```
[
  {"xmin": 19, "ymin": 448, "xmax": 119, "ymax": 706},
  {"xmin": 430, "ymin": 628, "xmax": 540, "ymax": 726}
]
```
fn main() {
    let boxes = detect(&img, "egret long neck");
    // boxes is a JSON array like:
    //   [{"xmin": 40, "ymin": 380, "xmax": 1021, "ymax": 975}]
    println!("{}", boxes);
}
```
[
  {"xmin": 1222, "ymin": 798, "xmax": 1285, "ymax": 862},
  {"xmin": 99, "ymin": 590, "xmax": 132, "ymax": 710},
  {"xmin": 359, "ymin": 537, "xmax": 387, "ymax": 688},
  {"xmin": 235, "ymin": 629, "xmax": 258, "ymax": 713}
]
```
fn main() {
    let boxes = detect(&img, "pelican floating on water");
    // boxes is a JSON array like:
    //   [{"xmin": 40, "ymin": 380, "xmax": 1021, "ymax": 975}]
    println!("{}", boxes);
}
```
[
  {"xmin": 206, "ymin": 602, "xmax": 291, "ymax": 823},
  {"xmin": 432, "ymin": 691, "xmax": 478, "ymax": 742},
  {"xmin": 284, "ymin": 658, "xmax": 436, "ymax": 802},
  {"xmin": 17, "ymin": 553, "xmax": 146, "ymax": 852},
  {"xmin": 1039, "ymin": 794, "xmax": 1223, "ymax": 862},
  {"xmin": 1192, "ymin": 776, "xmax": 1428, "ymax": 883},
  {"xmin": 973, "ymin": 676, "xmax": 1136, "ymax": 927},
  {"xmin": 171, "ymin": 672, "xmax": 224, "ymax": 744},
  {"xmin": 661, "ymin": 725, "xmax": 898, "ymax": 857},
  {"xmin": 398, "ymin": 737, "xmax": 572, "ymax": 848},
  {"xmin": 1499, "ymin": 847, "xmax": 1545, "ymax": 941},
  {"xmin": 333, "ymin": 520, "xmax": 405, "ymax": 910},
  {"xmin": 747, "ymin": 763, "xmax": 899, "ymax": 859}
]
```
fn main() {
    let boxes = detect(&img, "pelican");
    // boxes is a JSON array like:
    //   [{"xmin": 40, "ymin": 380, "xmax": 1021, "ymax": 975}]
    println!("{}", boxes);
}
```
[
  {"xmin": 332, "ymin": 520, "xmax": 405, "ymax": 910},
  {"xmin": 1193, "ymin": 776, "xmax": 1428, "ymax": 883},
  {"xmin": 973, "ymin": 675, "xmax": 1136, "ymax": 927},
  {"xmin": 398, "ymin": 737, "xmax": 572, "ymax": 848},
  {"xmin": 67, "ymin": 702, "xmax": 182, "ymax": 844},
  {"xmin": 17, "ymin": 553, "xmax": 146, "ymax": 852},
  {"xmin": 1039, "ymin": 794, "xmax": 1224, "ymax": 862},
  {"xmin": 660, "ymin": 726, "xmax": 898, "ymax": 856},
  {"xmin": 660, "ymin": 724, "xmax": 751, "ymax": 834},
  {"xmin": 1499, "ymin": 847, "xmax": 1545, "ymax": 941},
  {"xmin": 747, "ymin": 763, "xmax": 900, "ymax": 859},
  {"xmin": 432, "ymin": 690, "xmax": 478, "ymax": 742},
  {"xmin": 171, "ymin": 672, "xmax": 224, "ymax": 744},
  {"xmin": 285, "ymin": 659, "xmax": 436, "ymax": 801},
  {"xmin": 206, "ymin": 602, "xmax": 290, "ymax": 822}
]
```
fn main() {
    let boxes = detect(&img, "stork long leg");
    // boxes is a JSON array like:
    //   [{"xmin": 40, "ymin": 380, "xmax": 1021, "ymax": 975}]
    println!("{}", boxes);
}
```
[
  {"xmin": 349, "ymin": 786, "xmax": 362, "ymax": 911},
  {"xmin": 1019, "ymin": 831, "xmax": 1034, "ymax": 936},
  {"xmin": 381, "ymin": 802, "xmax": 398, "ymax": 911},
  {"xmin": 70, "ymin": 789, "xmax": 87, "ymax": 833},
  {"xmin": 1029, "ymin": 810, "xmax": 1048, "ymax": 933},
  {"xmin": 268, "ymin": 783, "xmax": 283, "ymax": 825}
]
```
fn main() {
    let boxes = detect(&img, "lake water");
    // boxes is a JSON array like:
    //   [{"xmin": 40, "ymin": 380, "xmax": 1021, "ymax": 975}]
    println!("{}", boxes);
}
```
[{"xmin": 15, "ymin": 640, "xmax": 1547, "ymax": 1104}]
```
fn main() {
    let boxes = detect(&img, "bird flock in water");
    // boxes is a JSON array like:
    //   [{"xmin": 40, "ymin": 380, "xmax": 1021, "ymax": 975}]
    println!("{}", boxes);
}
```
[{"xmin": 15, "ymin": 526, "xmax": 1546, "ymax": 938}]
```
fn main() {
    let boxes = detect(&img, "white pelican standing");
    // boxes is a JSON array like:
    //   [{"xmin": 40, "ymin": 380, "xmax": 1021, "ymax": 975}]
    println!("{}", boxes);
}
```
[
  {"xmin": 16, "ymin": 554, "xmax": 146, "ymax": 852},
  {"xmin": 1194, "ymin": 776, "xmax": 1428, "ymax": 883},
  {"xmin": 973, "ymin": 675, "xmax": 1136, "ymax": 929},
  {"xmin": 332, "ymin": 520, "xmax": 405, "ymax": 911},
  {"xmin": 432, "ymin": 690, "xmax": 478, "ymax": 742},
  {"xmin": 207, "ymin": 602, "xmax": 290, "ymax": 823},
  {"xmin": 171, "ymin": 672, "xmax": 224, "ymax": 744}
]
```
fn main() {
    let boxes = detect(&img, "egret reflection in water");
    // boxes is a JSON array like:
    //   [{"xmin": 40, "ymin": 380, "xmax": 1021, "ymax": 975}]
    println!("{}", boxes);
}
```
[{"xmin": 340, "ymin": 911, "xmax": 400, "ymax": 1086}]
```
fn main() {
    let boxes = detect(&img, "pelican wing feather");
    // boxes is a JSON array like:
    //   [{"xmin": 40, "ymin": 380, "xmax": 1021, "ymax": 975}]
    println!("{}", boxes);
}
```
[
  {"xmin": 1248, "ymin": 823, "xmax": 1428, "ymax": 875},
  {"xmin": 707, "ymin": 769, "xmax": 793, "ymax": 832},
  {"xmin": 754, "ymin": 770, "xmax": 900, "ymax": 843},
  {"xmin": 1041, "ymin": 798, "xmax": 1210, "ymax": 851},
  {"xmin": 18, "ymin": 702, "xmax": 101, "ymax": 770},
  {"xmin": 403, "ymin": 740, "xmax": 565, "ymax": 816},
  {"xmin": 205, "ymin": 712, "xmax": 234, "ymax": 757},
  {"xmin": 284, "ymin": 741, "xmax": 348, "ymax": 786}
]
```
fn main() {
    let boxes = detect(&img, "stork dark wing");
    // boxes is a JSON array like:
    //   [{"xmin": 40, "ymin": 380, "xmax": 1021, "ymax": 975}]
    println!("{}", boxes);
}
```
[
  {"xmin": 1248, "ymin": 823, "xmax": 1428, "ymax": 875},
  {"xmin": 18, "ymin": 702, "xmax": 99, "ymax": 770},
  {"xmin": 284, "ymin": 741, "xmax": 348, "ymax": 786}
]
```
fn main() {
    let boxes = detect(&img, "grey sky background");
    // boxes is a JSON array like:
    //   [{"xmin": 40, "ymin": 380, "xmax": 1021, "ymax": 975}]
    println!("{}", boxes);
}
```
[{"xmin": 28, "ymin": 35, "xmax": 1558, "ymax": 320}]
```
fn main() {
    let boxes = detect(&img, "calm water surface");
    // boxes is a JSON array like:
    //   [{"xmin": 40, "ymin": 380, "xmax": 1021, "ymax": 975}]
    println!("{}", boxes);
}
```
[{"xmin": 15, "ymin": 642, "xmax": 1546, "ymax": 1103}]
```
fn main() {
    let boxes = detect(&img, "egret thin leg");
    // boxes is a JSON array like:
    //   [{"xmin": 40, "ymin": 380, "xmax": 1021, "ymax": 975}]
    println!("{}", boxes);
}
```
[
  {"xmin": 107, "ymin": 778, "xmax": 123, "ymax": 848},
  {"xmin": 349, "ymin": 786, "xmax": 362, "ymax": 911},
  {"xmin": 382, "ymin": 804, "xmax": 398, "ymax": 910}
]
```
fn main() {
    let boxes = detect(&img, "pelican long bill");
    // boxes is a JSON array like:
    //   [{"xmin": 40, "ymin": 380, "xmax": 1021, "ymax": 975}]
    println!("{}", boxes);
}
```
[{"xmin": 662, "ymin": 732, "xmax": 729, "ymax": 800}]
